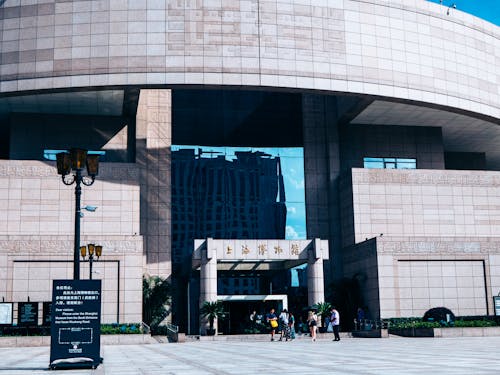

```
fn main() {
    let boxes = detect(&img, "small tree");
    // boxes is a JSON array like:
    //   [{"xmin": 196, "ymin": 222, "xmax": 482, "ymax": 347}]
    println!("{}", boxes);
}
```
[
  {"xmin": 142, "ymin": 275, "xmax": 171, "ymax": 329},
  {"xmin": 314, "ymin": 301, "xmax": 332, "ymax": 327},
  {"xmin": 200, "ymin": 301, "xmax": 226, "ymax": 334}
]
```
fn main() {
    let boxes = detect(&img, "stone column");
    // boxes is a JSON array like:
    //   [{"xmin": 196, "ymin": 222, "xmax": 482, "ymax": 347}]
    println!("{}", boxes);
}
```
[
  {"xmin": 302, "ymin": 94, "xmax": 340, "ymax": 283},
  {"xmin": 199, "ymin": 238, "xmax": 218, "ymax": 335},
  {"xmin": 136, "ymin": 89, "xmax": 172, "ymax": 278},
  {"xmin": 307, "ymin": 239, "xmax": 325, "ymax": 306},
  {"xmin": 303, "ymin": 94, "xmax": 372, "ymax": 284}
]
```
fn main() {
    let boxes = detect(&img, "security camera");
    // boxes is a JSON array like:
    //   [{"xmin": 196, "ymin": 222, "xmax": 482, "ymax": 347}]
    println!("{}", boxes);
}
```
[{"xmin": 83, "ymin": 205, "xmax": 98, "ymax": 212}]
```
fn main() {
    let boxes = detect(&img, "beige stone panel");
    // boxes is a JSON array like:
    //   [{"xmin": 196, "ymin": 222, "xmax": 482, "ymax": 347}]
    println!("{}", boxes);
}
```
[
  {"xmin": 352, "ymin": 169, "xmax": 500, "ymax": 242},
  {"xmin": 136, "ymin": 89, "xmax": 172, "ymax": 279}
]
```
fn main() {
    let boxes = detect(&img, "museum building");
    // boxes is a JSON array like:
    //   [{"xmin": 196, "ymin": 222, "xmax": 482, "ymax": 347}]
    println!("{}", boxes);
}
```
[{"xmin": 0, "ymin": 0, "xmax": 499, "ymax": 333}]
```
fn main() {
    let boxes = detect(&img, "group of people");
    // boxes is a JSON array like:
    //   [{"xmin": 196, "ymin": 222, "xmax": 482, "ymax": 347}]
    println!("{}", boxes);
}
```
[
  {"xmin": 263, "ymin": 308, "xmax": 296, "ymax": 341},
  {"xmin": 263, "ymin": 306, "xmax": 341, "ymax": 342}
]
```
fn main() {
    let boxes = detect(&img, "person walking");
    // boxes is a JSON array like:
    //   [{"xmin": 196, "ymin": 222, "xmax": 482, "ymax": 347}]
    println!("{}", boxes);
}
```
[
  {"xmin": 330, "ymin": 306, "xmax": 341, "ymax": 341},
  {"xmin": 249, "ymin": 309, "xmax": 257, "ymax": 330},
  {"xmin": 288, "ymin": 312, "xmax": 296, "ymax": 340},
  {"xmin": 278, "ymin": 309, "xmax": 290, "ymax": 341},
  {"xmin": 355, "ymin": 307, "xmax": 365, "ymax": 330},
  {"xmin": 266, "ymin": 308, "xmax": 278, "ymax": 341},
  {"xmin": 307, "ymin": 310, "xmax": 318, "ymax": 341}
]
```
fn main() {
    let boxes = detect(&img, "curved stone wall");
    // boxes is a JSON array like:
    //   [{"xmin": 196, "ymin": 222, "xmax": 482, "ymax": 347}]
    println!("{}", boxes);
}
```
[{"xmin": 0, "ymin": 0, "xmax": 499, "ymax": 119}]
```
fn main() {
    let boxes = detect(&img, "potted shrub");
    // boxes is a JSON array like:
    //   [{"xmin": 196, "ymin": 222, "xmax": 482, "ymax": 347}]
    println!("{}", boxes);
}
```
[
  {"xmin": 200, "ymin": 301, "xmax": 226, "ymax": 336},
  {"xmin": 314, "ymin": 302, "xmax": 332, "ymax": 333}
]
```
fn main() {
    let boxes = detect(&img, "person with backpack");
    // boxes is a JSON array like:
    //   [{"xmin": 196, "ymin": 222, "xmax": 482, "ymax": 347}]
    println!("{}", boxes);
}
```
[{"xmin": 278, "ymin": 309, "xmax": 290, "ymax": 341}]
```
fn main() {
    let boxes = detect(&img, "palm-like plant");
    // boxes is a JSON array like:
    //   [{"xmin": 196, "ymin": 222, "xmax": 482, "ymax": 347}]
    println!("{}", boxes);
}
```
[
  {"xmin": 200, "ymin": 301, "xmax": 226, "ymax": 333},
  {"xmin": 142, "ymin": 275, "xmax": 171, "ymax": 329},
  {"xmin": 314, "ymin": 301, "xmax": 332, "ymax": 327}
]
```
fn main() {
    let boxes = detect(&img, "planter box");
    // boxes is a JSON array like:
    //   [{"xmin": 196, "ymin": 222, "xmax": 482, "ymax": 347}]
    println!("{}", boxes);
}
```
[
  {"xmin": 389, "ymin": 328, "xmax": 434, "ymax": 337},
  {"xmin": 434, "ymin": 327, "xmax": 500, "ymax": 337},
  {"xmin": 390, "ymin": 326, "xmax": 500, "ymax": 338},
  {"xmin": 352, "ymin": 329, "xmax": 388, "ymax": 338},
  {"xmin": 101, "ymin": 334, "xmax": 157, "ymax": 345}
]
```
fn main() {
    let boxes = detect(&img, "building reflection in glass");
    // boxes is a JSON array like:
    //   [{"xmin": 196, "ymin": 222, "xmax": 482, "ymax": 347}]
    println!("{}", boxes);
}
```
[
  {"xmin": 171, "ymin": 146, "xmax": 306, "ymax": 270},
  {"xmin": 171, "ymin": 146, "xmax": 306, "ymax": 332}
]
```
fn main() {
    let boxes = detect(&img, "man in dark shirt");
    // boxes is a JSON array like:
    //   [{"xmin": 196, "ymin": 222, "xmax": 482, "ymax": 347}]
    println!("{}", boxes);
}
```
[{"xmin": 266, "ymin": 308, "xmax": 278, "ymax": 341}]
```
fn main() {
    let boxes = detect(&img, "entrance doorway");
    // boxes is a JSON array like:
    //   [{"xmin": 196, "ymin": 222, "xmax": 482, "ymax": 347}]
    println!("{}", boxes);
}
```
[{"xmin": 218, "ymin": 295, "xmax": 287, "ymax": 335}]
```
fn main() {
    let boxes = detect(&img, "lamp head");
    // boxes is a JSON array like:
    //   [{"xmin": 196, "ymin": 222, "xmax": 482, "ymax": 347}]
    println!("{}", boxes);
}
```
[
  {"xmin": 70, "ymin": 148, "xmax": 88, "ymax": 170},
  {"xmin": 56, "ymin": 152, "xmax": 71, "ymax": 176},
  {"xmin": 96, "ymin": 245, "xmax": 102, "ymax": 258},
  {"xmin": 80, "ymin": 245, "xmax": 87, "ymax": 258},
  {"xmin": 88, "ymin": 243, "xmax": 95, "ymax": 256},
  {"xmin": 86, "ymin": 154, "xmax": 100, "ymax": 176}
]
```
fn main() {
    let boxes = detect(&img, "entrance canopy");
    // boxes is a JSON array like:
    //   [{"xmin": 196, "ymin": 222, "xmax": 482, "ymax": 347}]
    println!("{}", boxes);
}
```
[
  {"xmin": 193, "ymin": 238, "xmax": 329, "ymax": 335},
  {"xmin": 218, "ymin": 294, "xmax": 288, "ymax": 310},
  {"xmin": 193, "ymin": 238, "xmax": 329, "ymax": 270}
]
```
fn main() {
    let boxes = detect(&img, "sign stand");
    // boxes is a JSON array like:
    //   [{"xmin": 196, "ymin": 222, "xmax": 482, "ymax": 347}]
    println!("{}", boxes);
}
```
[
  {"xmin": 494, "ymin": 296, "xmax": 500, "ymax": 317},
  {"xmin": 49, "ymin": 280, "xmax": 102, "ymax": 370}
]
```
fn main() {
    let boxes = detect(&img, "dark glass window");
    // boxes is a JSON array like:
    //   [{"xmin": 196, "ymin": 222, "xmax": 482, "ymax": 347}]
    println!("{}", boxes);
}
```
[{"xmin": 364, "ymin": 157, "xmax": 416, "ymax": 169}]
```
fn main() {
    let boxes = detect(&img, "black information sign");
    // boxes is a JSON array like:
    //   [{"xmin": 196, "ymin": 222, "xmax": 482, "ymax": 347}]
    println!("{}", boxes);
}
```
[
  {"xmin": 18, "ymin": 302, "xmax": 38, "ymax": 326},
  {"xmin": 42, "ymin": 302, "xmax": 52, "ymax": 326},
  {"xmin": 49, "ymin": 280, "xmax": 101, "ymax": 370},
  {"xmin": 494, "ymin": 296, "xmax": 500, "ymax": 316}
]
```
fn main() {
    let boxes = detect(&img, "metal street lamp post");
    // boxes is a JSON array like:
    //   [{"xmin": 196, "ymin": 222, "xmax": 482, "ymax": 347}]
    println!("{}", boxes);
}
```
[
  {"xmin": 56, "ymin": 148, "xmax": 99, "ymax": 280},
  {"xmin": 80, "ymin": 244, "xmax": 103, "ymax": 280}
]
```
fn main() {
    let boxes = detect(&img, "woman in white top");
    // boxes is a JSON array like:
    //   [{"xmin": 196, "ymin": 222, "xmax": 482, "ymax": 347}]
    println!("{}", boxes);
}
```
[{"xmin": 307, "ymin": 310, "xmax": 318, "ymax": 341}]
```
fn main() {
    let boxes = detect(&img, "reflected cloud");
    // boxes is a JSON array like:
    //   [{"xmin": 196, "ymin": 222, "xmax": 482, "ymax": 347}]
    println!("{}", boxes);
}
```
[{"xmin": 286, "ymin": 225, "xmax": 300, "ymax": 240}]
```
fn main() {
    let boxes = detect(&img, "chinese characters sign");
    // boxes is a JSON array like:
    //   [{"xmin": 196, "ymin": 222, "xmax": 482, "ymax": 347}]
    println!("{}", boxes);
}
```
[
  {"xmin": 49, "ymin": 280, "xmax": 101, "ymax": 369},
  {"xmin": 18, "ymin": 302, "xmax": 38, "ymax": 326}
]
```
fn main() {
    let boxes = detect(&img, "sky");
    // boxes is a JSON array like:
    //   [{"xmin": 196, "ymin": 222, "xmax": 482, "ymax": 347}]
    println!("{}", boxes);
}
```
[{"xmin": 427, "ymin": 0, "xmax": 500, "ymax": 26}]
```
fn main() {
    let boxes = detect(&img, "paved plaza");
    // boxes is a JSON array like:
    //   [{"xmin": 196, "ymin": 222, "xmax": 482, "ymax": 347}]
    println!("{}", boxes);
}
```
[{"xmin": 1, "ymin": 336, "xmax": 499, "ymax": 374}]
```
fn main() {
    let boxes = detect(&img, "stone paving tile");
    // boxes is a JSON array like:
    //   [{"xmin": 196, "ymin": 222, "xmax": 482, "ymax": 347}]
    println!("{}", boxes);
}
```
[{"xmin": 0, "ymin": 336, "xmax": 499, "ymax": 374}]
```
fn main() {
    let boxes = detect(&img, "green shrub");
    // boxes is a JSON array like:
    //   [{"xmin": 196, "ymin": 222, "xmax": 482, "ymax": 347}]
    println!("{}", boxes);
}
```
[
  {"xmin": 388, "ymin": 319, "xmax": 440, "ymax": 329},
  {"xmin": 385, "ymin": 317, "xmax": 499, "ymax": 329},
  {"xmin": 453, "ymin": 319, "xmax": 496, "ymax": 327},
  {"xmin": 100, "ymin": 323, "xmax": 142, "ymax": 334}
]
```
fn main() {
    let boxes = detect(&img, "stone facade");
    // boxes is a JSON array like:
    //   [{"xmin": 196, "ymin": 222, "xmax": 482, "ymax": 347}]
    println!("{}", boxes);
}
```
[
  {"xmin": 0, "ymin": 88, "xmax": 172, "ymax": 324},
  {"xmin": 1, "ymin": 1, "xmax": 499, "ymax": 119},
  {"xmin": 349, "ymin": 168, "xmax": 500, "ymax": 242},
  {"xmin": 0, "ymin": 160, "xmax": 143, "ymax": 323},
  {"xmin": 0, "ymin": 1, "xmax": 499, "ymax": 327},
  {"xmin": 342, "ymin": 167, "xmax": 500, "ymax": 319}
]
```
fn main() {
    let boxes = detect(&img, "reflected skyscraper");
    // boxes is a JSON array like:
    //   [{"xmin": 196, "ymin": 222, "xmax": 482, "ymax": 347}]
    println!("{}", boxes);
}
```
[
  {"xmin": 171, "ymin": 148, "xmax": 289, "ymax": 331},
  {"xmin": 171, "ymin": 148, "xmax": 287, "ymax": 273}
]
